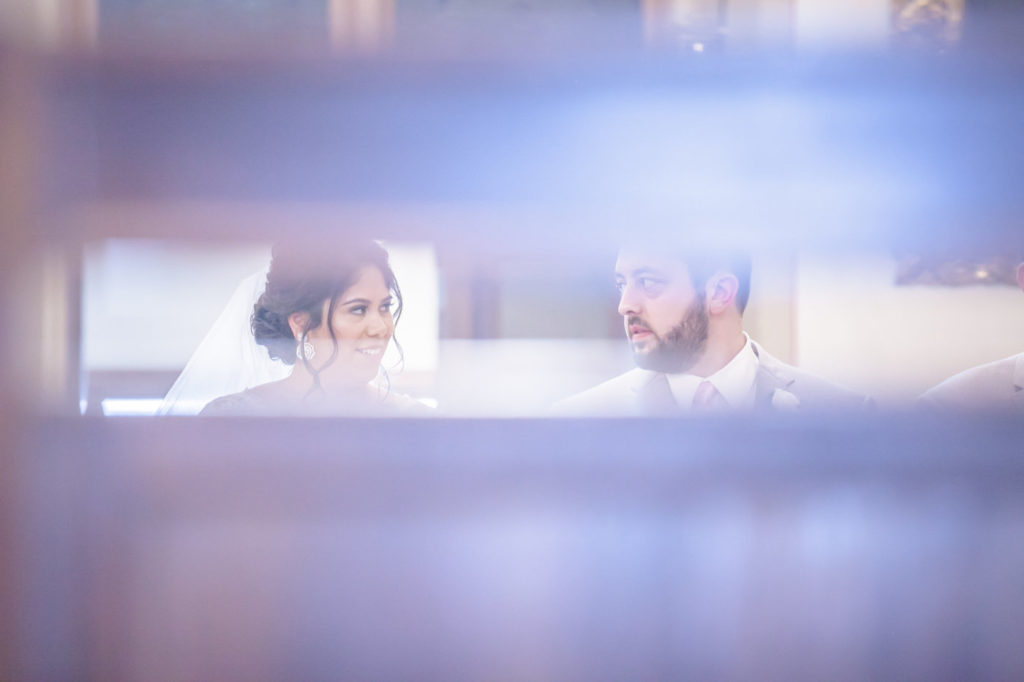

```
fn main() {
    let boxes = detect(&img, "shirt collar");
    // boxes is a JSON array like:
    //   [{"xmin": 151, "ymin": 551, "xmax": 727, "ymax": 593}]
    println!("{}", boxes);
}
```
[{"xmin": 665, "ymin": 333, "xmax": 759, "ymax": 410}]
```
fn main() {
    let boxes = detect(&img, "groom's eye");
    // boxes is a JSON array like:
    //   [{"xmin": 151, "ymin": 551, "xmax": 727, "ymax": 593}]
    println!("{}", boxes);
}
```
[{"xmin": 638, "ymin": 277, "xmax": 662, "ymax": 292}]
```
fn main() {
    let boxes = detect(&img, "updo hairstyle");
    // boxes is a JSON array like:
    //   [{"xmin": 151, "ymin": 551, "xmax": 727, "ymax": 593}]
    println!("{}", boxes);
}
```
[{"xmin": 251, "ymin": 239, "xmax": 402, "ymax": 366}]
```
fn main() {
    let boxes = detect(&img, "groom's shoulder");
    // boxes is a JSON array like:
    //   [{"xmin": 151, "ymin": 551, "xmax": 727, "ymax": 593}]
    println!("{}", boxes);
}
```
[
  {"xmin": 551, "ymin": 368, "xmax": 654, "ymax": 416},
  {"xmin": 753, "ymin": 344, "xmax": 873, "ymax": 410}
]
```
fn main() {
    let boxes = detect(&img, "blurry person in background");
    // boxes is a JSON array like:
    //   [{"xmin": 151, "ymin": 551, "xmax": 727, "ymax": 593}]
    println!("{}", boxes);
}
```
[
  {"xmin": 919, "ymin": 253, "xmax": 1024, "ymax": 412},
  {"xmin": 555, "ymin": 248, "xmax": 871, "ymax": 415},
  {"xmin": 200, "ymin": 239, "xmax": 426, "ymax": 416}
]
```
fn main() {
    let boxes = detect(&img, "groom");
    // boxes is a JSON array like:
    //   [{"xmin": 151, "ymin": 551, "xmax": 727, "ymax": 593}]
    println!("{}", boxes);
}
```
[{"xmin": 557, "ymin": 247, "xmax": 871, "ymax": 415}]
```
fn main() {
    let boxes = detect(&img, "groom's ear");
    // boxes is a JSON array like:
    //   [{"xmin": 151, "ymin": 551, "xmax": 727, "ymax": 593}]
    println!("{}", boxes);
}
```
[
  {"xmin": 706, "ymin": 271, "xmax": 739, "ymax": 315},
  {"xmin": 288, "ymin": 312, "xmax": 311, "ymax": 339}
]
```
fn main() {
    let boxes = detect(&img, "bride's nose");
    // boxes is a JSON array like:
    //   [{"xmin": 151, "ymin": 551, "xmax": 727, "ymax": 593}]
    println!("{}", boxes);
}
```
[{"xmin": 366, "ymin": 312, "xmax": 389, "ymax": 337}]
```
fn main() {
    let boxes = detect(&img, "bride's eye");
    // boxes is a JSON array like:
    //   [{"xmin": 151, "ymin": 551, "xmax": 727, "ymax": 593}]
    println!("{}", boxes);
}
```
[
  {"xmin": 349, "ymin": 305, "xmax": 367, "ymax": 315},
  {"xmin": 380, "ymin": 300, "xmax": 393, "ymax": 313}
]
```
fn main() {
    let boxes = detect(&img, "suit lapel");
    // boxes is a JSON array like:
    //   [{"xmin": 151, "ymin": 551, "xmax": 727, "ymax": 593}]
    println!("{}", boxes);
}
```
[
  {"xmin": 754, "ymin": 366, "xmax": 796, "ymax": 411},
  {"xmin": 750, "ymin": 342, "xmax": 798, "ymax": 411}
]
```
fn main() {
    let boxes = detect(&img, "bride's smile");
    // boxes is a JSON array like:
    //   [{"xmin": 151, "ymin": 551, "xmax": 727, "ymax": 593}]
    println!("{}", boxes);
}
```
[{"xmin": 297, "ymin": 266, "xmax": 396, "ymax": 387}]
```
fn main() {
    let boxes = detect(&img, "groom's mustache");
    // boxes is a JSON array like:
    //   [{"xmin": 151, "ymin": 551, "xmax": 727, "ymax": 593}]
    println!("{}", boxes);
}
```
[{"xmin": 626, "ymin": 316, "xmax": 653, "ymax": 336}]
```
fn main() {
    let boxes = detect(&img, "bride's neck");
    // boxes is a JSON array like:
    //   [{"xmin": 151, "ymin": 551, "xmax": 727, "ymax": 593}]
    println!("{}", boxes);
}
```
[{"xmin": 286, "ymin": 364, "xmax": 373, "ymax": 400}]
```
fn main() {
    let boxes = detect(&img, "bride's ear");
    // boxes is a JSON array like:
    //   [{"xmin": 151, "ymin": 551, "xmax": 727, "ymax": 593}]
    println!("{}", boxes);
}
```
[{"xmin": 288, "ymin": 312, "xmax": 311, "ymax": 340}]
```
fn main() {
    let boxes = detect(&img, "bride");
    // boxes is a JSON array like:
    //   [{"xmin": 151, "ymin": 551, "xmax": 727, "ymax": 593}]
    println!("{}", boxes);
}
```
[{"xmin": 187, "ymin": 239, "xmax": 424, "ymax": 416}]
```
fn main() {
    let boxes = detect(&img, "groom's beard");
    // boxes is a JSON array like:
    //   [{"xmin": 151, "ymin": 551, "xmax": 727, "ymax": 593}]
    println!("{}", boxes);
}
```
[{"xmin": 630, "ymin": 298, "xmax": 709, "ymax": 373}]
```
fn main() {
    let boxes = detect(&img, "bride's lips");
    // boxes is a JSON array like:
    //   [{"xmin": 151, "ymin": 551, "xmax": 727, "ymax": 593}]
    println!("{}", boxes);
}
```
[{"xmin": 355, "ymin": 346, "xmax": 386, "ymax": 357}]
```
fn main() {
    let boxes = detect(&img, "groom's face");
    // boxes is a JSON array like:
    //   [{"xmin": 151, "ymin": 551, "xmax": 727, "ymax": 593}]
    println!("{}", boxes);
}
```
[{"xmin": 614, "ymin": 251, "xmax": 709, "ymax": 373}]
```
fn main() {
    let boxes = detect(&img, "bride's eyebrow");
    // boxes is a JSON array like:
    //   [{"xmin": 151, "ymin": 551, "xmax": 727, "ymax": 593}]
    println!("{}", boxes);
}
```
[{"xmin": 340, "ymin": 297, "xmax": 370, "ymax": 306}]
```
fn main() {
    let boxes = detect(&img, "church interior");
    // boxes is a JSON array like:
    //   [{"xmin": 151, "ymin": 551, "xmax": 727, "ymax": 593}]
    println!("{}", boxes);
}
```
[{"xmin": 1, "ymin": 1, "xmax": 1023, "ymax": 679}]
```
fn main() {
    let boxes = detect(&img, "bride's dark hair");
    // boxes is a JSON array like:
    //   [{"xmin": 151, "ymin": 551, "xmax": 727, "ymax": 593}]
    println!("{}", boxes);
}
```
[{"xmin": 251, "ymin": 240, "xmax": 403, "ymax": 379}]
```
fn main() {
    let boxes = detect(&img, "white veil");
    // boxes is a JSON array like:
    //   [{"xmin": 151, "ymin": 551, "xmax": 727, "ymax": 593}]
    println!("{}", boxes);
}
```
[{"xmin": 158, "ymin": 265, "xmax": 292, "ymax": 415}]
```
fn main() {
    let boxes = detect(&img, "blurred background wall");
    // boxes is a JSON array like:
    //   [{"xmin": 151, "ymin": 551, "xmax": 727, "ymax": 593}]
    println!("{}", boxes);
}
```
[{"xmin": 796, "ymin": 252, "xmax": 1024, "ymax": 405}]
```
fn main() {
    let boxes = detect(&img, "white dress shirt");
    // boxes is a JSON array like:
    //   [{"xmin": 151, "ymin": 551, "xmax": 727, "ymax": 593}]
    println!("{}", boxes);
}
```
[{"xmin": 665, "ymin": 334, "xmax": 759, "ymax": 411}]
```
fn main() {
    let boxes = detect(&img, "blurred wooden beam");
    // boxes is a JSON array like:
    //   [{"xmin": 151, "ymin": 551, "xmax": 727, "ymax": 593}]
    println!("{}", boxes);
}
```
[
  {"xmin": 328, "ymin": 0, "xmax": 395, "ymax": 53},
  {"xmin": 641, "ymin": 0, "xmax": 726, "ymax": 49},
  {"xmin": 0, "ymin": 0, "xmax": 97, "ymax": 50},
  {"xmin": 0, "ymin": 50, "xmax": 42, "ymax": 680}
]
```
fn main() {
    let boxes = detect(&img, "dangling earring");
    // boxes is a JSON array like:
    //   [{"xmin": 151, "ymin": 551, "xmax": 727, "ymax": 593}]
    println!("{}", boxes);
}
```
[{"xmin": 296, "ymin": 336, "xmax": 316, "ymax": 361}]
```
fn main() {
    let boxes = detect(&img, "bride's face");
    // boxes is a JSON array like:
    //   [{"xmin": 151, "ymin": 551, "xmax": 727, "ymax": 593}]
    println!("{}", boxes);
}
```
[{"xmin": 308, "ymin": 266, "xmax": 395, "ymax": 385}]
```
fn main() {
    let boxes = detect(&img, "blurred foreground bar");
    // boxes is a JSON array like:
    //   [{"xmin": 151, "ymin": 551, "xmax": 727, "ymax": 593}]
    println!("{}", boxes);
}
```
[
  {"xmin": 12, "ymin": 415, "xmax": 1024, "ymax": 680},
  {"xmin": 34, "ymin": 48, "xmax": 1024, "ymax": 254}
]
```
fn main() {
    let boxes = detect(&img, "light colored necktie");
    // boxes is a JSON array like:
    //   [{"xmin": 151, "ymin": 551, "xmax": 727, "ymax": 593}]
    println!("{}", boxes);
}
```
[{"xmin": 692, "ymin": 380, "xmax": 723, "ymax": 410}]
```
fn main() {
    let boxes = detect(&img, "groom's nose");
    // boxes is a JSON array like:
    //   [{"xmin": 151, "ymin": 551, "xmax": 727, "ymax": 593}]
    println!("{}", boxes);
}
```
[{"xmin": 618, "ymin": 284, "xmax": 642, "ymax": 317}]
